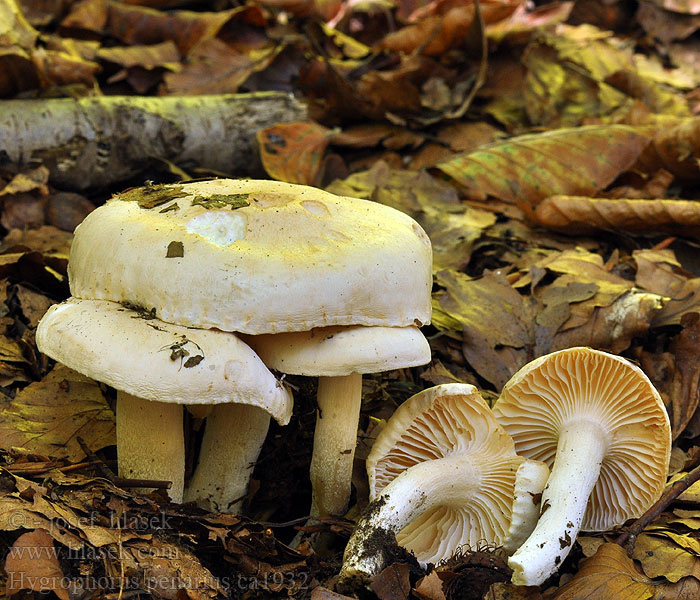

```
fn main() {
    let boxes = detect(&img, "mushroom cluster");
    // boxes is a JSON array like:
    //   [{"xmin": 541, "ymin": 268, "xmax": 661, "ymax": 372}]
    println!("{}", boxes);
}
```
[
  {"xmin": 37, "ymin": 178, "xmax": 433, "ymax": 516},
  {"xmin": 37, "ymin": 298, "xmax": 292, "ymax": 506},
  {"xmin": 340, "ymin": 347, "xmax": 671, "ymax": 589},
  {"xmin": 339, "ymin": 383, "xmax": 549, "ymax": 586}
]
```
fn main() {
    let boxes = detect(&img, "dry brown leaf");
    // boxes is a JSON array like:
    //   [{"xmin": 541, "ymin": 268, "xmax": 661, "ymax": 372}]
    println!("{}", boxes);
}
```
[
  {"xmin": 552, "ymin": 289, "xmax": 662, "ymax": 353},
  {"xmin": 413, "ymin": 571, "xmax": 446, "ymax": 600},
  {"xmin": 163, "ymin": 38, "xmax": 276, "ymax": 95},
  {"xmin": 3, "ymin": 224, "xmax": 73, "ymax": 255},
  {"xmin": 486, "ymin": 1, "xmax": 574, "ymax": 44},
  {"xmin": 311, "ymin": 587, "xmax": 356, "ymax": 599},
  {"xmin": 435, "ymin": 269, "xmax": 535, "ymax": 388},
  {"xmin": 15, "ymin": 284, "xmax": 54, "ymax": 327},
  {"xmin": 553, "ymin": 543, "xmax": 655, "ymax": 600},
  {"xmin": 436, "ymin": 125, "xmax": 651, "ymax": 218},
  {"xmin": 0, "ymin": 364, "xmax": 115, "ymax": 461},
  {"xmin": 637, "ymin": 116, "xmax": 700, "ymax": 181},
  {"xmin": 31, "ymin": 46, "xmax": 100, "ymax": 88},
  {"xmin": 605, "ymin": 69, "xmax": 690, "ymax": 117},
  {"xmin": 4, "ymin": 528, "xmax": 70, "ymax": 600},
  {"xmin": 118, "ymin": 538, "xmax": 223, "ymax": 599},
  {"xmin": 1, "ymin": 0, "xmax": 39, "ymax": 49},
  {"xmin": 522, "ymin": 25, "xmax": 634, "ymax": 127},
  {"xmin": 484, "ymin": 582, "xmax": 544, "ymax": 599},
  {"xmin": 671, "ymin": 507, "xmax": 700, "ymax": 529},
  {"xmin": 258, "ymin": 121, "xmax": 336, "ymax": 187},
  {"xmin": 1, "ymin": 193, "xmax": 47, "ymax": 231},
  {"xmin": 371, "ymin": 562, "xmax": 412, "ymax": 600},
  {"xmin": 631, "ymin": 249, "xmax": 700, "ymax": 327},
  {"xmin": 633, "ymin": 533, "xmax": 700, "ymax": 583},
  {"xmin": 379, "ymin": 8, "xmax": 476, "ymax": 56},
  {"xmin": 534, "ymin": 196, "xmax": 700, "ymax": 237},
  {"xmin": 658, "ymin": 577, "xmax": 700, "ymax": 600},
  {"xmin": 640, "ymin": 313, "xmax": 700, "ymax": 439},
  {"xmin": 97, "ymin": 40, "xmax": 180, "ymax": 70},
  {"xmin": 0, "ymin": 166, "xmax": 50, "ymax": 197}
]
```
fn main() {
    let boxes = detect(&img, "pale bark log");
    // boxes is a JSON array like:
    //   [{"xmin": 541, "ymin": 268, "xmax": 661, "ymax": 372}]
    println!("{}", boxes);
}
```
[{"xmin": 0, "ymin": 92, "xmax": 307, "ymax": 190}]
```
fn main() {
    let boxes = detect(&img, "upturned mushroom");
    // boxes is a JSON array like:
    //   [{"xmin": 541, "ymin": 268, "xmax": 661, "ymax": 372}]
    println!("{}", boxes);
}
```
[
  {"xmin": 245, "ymin": 324, "xmax": 431, "ymax": 518},
  {"xmin": 36, "ymin": 298, "xmax": 292, "ymax": 507},
  {"xmin": 492, "ymin": 347, "xmax": 671, "ymax": 586},
  {"xmin": 66, "ymin": 178, "xmax": 432, "ymax": 511},
  {"xmin": 338, "ymin": 383, "xmax": 549, "ymax": 587}
]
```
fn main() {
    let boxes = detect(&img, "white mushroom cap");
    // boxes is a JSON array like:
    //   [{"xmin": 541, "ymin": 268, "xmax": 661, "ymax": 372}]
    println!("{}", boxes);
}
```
[
  {"xmin": 366, "ymin": 383, "xmax": 526, "ymax": 564},
  {"xmin": 36, "ymin": 298, "xmax": 292, "ymax": 424},
  {"xmin": 492, "ymin": 347, "xmax": 671, "ymax": 585},
  {"xmin": 244, "ymin": 325, "xmax": 431, "ymax": 376},
  {"xmin": 68, "ymin": 179, "xmax": 433, "ymax": 334}
]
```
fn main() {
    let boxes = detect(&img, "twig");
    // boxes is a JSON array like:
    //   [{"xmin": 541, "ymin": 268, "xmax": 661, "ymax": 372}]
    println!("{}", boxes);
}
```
[
  {"xmin": 5, "ymin": 459, "xmax": 103, "ymax": 475},
  {"xmin": 111, "ymin": 476, "xmax": 172, "ymax": 490},
  {"xmin": 77, "ymin": 436, "xmax": 118, "ymax": 479},
  {"xmin": 616, "ymin": 462, "xmax": 700, "ymax": 555}
]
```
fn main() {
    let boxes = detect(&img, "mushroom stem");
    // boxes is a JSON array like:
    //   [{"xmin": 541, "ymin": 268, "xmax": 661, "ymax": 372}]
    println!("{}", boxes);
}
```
[
  {"xmin": 310, "ymin": 373, "xmax": 363, "ymax": 517},
  {"xmin": 116, "ymin": 392, "xmax": 185, "ymax": 502},
  {"xmin": 339, "ymin": 455, "xmax": 481, "ymax": 586},
  {"xmin": 184, "ymin": 403, "xmax": 271, "ymax": 513},
  {"xmin": 508, "ymin": 420, "xmax": 608, "ymax": 586}
]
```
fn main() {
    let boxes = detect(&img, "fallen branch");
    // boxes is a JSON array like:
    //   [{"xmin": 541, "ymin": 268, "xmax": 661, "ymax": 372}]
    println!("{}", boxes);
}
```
[
  {"xmin": 615, "ymin": 462, "xmax": 700, "ymax": 555},
  {"xmin": 0, "ymin": 92, "xmax": 307, "ymax": 190}
]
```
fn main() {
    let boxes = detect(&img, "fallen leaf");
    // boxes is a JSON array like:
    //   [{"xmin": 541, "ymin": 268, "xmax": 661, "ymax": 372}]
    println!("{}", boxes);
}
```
[
  {"xmin": 553, "ymin": 543, "xmax": 655, "ymax": 600},
  {"xmin": 311, "ymin": 587, "xmax": 356, "ymax": 599},
  {"xmin": 258, "ymin": 121, "xmax": 335, "ymax": 186},
  {"xmin": 435, "ymin": 269, "xmax": 535, "ymax": 388},
  {"xmin": 637, "ymin": 116, "xmax": 700, "ymax": 181},
  {"xmin": 533, "ymin": 196, "xmax": 700, "ymax": 237},
  {"xmin": 413, "ymin": 571, "xmax": 446, "ymax": 600},
  {"xmin": 370, "ymin": 562, "xmax": 411, "ymax": 600},
  {"xmin": 435, "ymin": 125, "xmax": 651, "ymax": 218},
  {"xmin": 162, "ymin": 39, "xmax": 278, "ymax": 95},
  {"xmin": 0, "ymin": 364, "xmax": 115, "ymax": 461},
  {"xmin": 658, "ymin": 577, "xmax": 700, "ymax": 600},
  {"xmin": 484, "ymin": 582, "xmax": 544, "ymax": 599},
  {"xmin": 14, "ymin": 284, "xmax": 54, "ymax": 327},
  {"xmin": 522, "ymin": 25, "xmax": 633, "ymax": 127},
  {"xmin": 4, "ymin": 528, "xmax": 70, "ymax": 600},
  {"xmin": 633, "ymin": 533, "xmax": 700, "ymax": 583}
]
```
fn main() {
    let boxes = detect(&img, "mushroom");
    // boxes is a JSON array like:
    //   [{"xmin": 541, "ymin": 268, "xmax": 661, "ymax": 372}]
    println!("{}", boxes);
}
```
[
  {"xmin": 67, "ymin": 179, "xmax": 432, "ymax": 335},
  {"xmin": 492, "ymin": 347, "xmax": 671, "ymax": 586},
  {"xmin": 65, "ymin": 178, "xmax": 432, "ymax": 512},
  {"xmin": 36, "ymin": 298, "xmax": 292, "ymax": 507},
  {"xmin": 244, "ymin": 324, "xmax": 431, "ymax": 517},
  {"xmin": 338, "ymin": 383, "xmax": 549, "ymax": 587}
]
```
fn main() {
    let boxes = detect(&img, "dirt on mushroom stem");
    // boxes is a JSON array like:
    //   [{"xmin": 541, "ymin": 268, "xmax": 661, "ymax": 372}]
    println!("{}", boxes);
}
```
[{"xmin": 336, "ymin": 494, "xmax": 423, "ymax": 593}]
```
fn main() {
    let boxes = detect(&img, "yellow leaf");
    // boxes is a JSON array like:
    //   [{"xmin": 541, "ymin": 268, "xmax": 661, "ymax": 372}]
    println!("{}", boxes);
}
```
[
  {"xmin": 553, "ymin": 543, "xmax": 656, "ymax": 600},
  {"xmin": 633, "ymin": 533, "xmax": 700, "ymax": 583},
  {"xmin": 0, "ymin": 365, "xmax": 115, "ymax": 461}
]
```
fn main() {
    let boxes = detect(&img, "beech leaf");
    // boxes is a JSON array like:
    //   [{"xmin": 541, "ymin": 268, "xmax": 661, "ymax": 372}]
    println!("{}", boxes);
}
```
[
  {"xmin": 534, "ymin": 196, "xmax": 700, "ymax": 237},
  {"xmin": 435, "ymin": 124, "xmax": 652, "ymax": 218},
  {"xmin": 258, "ymin": 121, "xmax": 335, "ymax": 186},
  {"xmin": 0, "ymin": 365, "xmax": 115, "ymax": 461},
  {"xmin": 4, "ymin": 528, "xmax": 70, "ymax": 600},
  {"xmin": 553, "ymin": 543, "xmax": 655, "ymax": 600}
]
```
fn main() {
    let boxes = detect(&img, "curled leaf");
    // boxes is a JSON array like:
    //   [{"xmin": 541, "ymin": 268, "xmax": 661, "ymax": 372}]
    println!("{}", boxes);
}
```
[{"xmin": 534, "ymin": 196, "xmax": 700, "ymax": 237}]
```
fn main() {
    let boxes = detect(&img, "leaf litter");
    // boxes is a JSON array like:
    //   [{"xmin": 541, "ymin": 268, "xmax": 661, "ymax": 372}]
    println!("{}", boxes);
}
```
[{"xmin": 6, "ymin": 0, "xmax": 700, "ymax": 597}]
